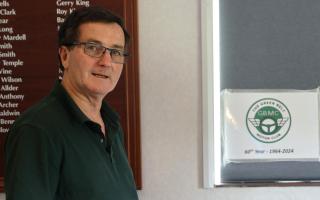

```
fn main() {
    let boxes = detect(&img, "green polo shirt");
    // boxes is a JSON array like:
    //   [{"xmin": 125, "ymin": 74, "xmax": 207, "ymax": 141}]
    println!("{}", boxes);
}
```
[{"xmin": 5, "ymin": 81, "xmax": 139, "ymax": 200}]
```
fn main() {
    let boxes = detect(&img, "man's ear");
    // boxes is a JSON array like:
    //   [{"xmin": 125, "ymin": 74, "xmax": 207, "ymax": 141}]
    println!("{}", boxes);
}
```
[{"xmin": 59, "ymin": 46, "xmax": 70, "ymax": 70}]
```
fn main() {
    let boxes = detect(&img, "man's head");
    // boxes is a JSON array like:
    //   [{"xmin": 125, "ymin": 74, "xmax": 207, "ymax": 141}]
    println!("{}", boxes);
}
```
[
  {"xmin": 58, "ymin": 7, "xmax": 130, "ymax": 99},
  {"xmin": 58, "ymin": 6, "xmax": 130, "ymax": 72}
]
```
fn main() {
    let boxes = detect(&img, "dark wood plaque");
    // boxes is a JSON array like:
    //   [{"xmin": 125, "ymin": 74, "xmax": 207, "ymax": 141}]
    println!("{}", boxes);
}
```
[{"xmin": 0, "ymin": 0, "xmax": 141, "ymax": 190}]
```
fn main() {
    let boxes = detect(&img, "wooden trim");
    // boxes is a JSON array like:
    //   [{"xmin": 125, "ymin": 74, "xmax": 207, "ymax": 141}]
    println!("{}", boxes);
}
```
[
  {"xmin": 0, "ymin": 177, "xmax": 3, "ymax": 192},
  {"xmin": 123, "ymin": 0, "xmax": 142, "ymax": 189}
]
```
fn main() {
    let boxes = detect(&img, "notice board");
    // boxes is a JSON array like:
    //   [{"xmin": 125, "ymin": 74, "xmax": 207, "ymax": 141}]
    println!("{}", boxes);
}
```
[
  {"xmin": 218, "ymin": 0, "xmax": 320, "ymax": 185},
  {"xmin": 0, "ymin": 0, "xmax": 141, "ymax": 190}
]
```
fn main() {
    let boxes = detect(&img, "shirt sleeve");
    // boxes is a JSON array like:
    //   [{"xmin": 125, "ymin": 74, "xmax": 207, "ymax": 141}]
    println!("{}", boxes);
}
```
[{"xmin": 5, "ymin": 124, "xmax": 61, "ymax": 200}]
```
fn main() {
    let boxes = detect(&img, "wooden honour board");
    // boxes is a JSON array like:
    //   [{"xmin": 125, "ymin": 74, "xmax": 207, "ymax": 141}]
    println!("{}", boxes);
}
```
[{"xmin": 0, "ymin": 0, "xmax": 141, "ymax": 190}]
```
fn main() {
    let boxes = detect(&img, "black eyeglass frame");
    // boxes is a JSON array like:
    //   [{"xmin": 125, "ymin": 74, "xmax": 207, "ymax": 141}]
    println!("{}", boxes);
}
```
[{"xmin": 63, "ymin": 41, "xmax": 129, "ymax": 64}]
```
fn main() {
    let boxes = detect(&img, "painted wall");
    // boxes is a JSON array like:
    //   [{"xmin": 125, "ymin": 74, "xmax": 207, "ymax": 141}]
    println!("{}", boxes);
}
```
[{"xmin": 137, "ymin": 0, "xmax": 320, "ymax": 199}]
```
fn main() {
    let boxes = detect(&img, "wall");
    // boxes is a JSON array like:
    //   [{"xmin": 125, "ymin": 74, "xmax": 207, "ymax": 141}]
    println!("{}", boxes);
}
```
[{"xmin": 137, "ymin": 0, "xmax": 320, "ymax": 199}]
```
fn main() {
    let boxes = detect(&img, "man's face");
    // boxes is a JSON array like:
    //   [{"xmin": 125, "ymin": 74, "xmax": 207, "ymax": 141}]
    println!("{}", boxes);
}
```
[{"xmin": 60, "ymin": 22, "xmax": 125, "ymax": 99}]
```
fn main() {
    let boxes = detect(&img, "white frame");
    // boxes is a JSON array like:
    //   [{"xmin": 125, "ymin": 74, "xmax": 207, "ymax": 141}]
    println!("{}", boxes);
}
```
[{"xmin": 201, "ymin": 0, "xmax": 220, "ymax": 188}]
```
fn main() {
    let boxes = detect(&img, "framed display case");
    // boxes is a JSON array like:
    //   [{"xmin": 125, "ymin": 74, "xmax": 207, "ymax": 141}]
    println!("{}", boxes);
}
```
[{"xmin": 202, "ymin": 0, "xmax": 320, "ymax": 187}]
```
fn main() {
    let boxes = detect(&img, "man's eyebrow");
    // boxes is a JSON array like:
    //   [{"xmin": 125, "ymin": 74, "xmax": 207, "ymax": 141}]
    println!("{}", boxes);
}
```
[
  {"xmin": 85, "ymin": 39, "xmax": 125, "ymax": 50},
  {"xmin": 86, "ymin": 39, "xmax": 102, "ymax": 44},
  {"xmin": 111, "ymin": 44, "xmax": 125, "ymax": 50}
]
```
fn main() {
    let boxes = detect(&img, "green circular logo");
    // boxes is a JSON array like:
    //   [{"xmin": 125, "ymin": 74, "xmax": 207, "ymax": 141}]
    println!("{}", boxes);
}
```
[{"xmin": 246, "ymin": 98, "xmax": 291, "ymax": 143}]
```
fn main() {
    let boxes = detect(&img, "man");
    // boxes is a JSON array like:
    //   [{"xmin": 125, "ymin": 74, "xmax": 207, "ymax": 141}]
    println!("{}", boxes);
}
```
[{"xmin": 5, "ymin": 7, "xmax": 139, "ymax": 200}]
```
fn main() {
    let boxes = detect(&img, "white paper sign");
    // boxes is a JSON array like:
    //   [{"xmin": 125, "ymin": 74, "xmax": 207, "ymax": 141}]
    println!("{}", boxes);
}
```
[{"xmin": 222, "ymin": 89, "xmax": 319, "ymax": 163}]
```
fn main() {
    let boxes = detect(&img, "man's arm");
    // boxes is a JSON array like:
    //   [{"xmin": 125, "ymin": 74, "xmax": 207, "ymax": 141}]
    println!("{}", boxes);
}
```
[{"xmin": 5, "ymin": 124, "xmax": 61, "ymax": 200}]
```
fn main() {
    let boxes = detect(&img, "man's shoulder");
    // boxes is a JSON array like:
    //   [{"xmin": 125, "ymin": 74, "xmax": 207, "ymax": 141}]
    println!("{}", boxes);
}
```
[{"xmin": 12, "ymin": 94, "xmax": 66, "ymax": 130}]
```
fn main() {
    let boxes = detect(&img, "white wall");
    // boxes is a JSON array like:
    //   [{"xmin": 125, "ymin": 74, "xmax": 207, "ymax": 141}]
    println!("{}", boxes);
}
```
[{"xmin": 137, "ymin": 0, "xmax": 320, "ymax": 200}]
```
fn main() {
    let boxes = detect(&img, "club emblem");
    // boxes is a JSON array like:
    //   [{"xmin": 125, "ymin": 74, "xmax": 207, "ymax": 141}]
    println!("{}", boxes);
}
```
[{"xmin": 246, "ymin": 98, "xmax": 291, "ymax": 143}]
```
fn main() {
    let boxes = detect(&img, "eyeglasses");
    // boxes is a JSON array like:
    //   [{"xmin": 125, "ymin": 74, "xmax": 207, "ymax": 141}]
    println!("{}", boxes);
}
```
[{"xmin": 67, "ymin": 41, "xmax": 129, "ymax": 64}]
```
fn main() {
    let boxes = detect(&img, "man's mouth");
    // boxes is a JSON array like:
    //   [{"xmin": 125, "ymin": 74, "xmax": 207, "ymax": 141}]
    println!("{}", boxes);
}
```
[{"xmin": 92, "ymin": 73, "xmax": 109, "ymax": 79}]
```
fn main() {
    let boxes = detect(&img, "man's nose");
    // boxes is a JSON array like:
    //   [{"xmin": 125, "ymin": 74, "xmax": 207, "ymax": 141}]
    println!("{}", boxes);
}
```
[{"xmin": 98, "ymin": 50, "xmax": 113, "ymax": 66}]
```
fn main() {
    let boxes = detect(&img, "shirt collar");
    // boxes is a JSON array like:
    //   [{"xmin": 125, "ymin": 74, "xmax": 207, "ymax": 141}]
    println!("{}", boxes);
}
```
[{"xmin": 50, "ymin": 80, "xmax": 119, "ymax": 128}]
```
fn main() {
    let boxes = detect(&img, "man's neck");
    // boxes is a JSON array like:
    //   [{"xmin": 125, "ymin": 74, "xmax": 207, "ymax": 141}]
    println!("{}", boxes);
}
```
[{"xmin": 61, "ymin": 79, "xmax": 106, "ymax": 134}]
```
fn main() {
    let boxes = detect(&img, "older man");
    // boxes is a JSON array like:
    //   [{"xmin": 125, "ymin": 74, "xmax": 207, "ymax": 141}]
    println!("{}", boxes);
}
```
[{"xmin": 5, "ymin": 7, "xmax": 138, "ymax": 200}]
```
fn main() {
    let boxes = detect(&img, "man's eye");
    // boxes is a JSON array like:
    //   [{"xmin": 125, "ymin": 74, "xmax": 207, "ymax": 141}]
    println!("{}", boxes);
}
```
[
  {"xmin": 86, "ymin": 44, "xmax": 99, "ymax": 51},
  {"xmin": 111, "ymin": 50, "xmax": 121, "ymax": 56}
]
